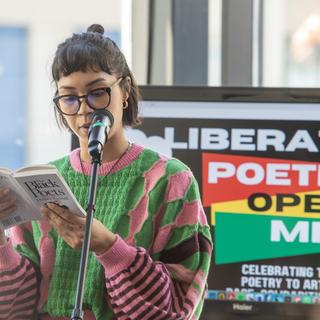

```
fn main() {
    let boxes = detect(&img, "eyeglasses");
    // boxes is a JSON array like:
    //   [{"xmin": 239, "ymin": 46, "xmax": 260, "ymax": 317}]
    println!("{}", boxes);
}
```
[{"xmin": 53, "ymin": 77, "xmax": 123, "ymax": 116}]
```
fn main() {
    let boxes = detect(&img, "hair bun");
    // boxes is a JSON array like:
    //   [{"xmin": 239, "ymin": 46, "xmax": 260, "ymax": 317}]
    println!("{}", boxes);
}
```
[{"xmin": 87, "ymin": 24, "xmax": 104, "ymax": 35}]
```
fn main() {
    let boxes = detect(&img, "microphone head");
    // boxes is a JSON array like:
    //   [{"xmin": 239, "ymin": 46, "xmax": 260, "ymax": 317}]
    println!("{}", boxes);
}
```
[
  {"xmin": 91, "ymin": 109, "xmax": 114, "ymax": 126},
  {"xmin": 88, "ymin": 109, "xmax": 114, "ymax": 159}
]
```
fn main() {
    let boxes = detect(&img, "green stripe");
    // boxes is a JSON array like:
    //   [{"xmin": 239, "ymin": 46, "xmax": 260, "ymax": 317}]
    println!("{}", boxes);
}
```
[
  {"xmin": 15, "ymin": 244, "xmax": 40, "ymax": 266},
  {"xmin": 179, "ymin": 251, "xmax": 211, "ymax": 273},
  {"xmin": 135, "ymin": 219, "xmax": 154, "ymax": 248},
  {"xmin": 126, "ymin": 176, "xmax": 145, "ymax": 212},
  {"xmin": 185, "ymin": 177, "xmax": 200, "ymax": 202},
  {"xmin": 148, "ymin": 177, "xmax": 167, "ymax": 216},
  {"xmin": 14, "ymin": 223, "xmax": 40, "ymax": 266},
  {"xmin": 165, "ymin": 225, "xmax": 210, "ymax": 250},
  {"xmin": 191, "ymin": 280, "xmax": 201, "ymax": 293},
  {"xmin": 165, "ymin": 158, "xmax": 189, "ymax": 175},
  {"xmin": 194, "ymin": 294, "xmax": 205, "ymax": 319},
  {"xmin": 160, "ymin": 200, "xmax": 184, "ymax": 227},
  {"xmin": 117, "ymin": 215, "xmax": 131, "ymax": 238},
  {"xmin": 215, "ymin": 212, "xmax": 320, "ymax": 264},
  {"xmin": 92, "ymin": 122, "xmax": 104, "ymax": 128}
]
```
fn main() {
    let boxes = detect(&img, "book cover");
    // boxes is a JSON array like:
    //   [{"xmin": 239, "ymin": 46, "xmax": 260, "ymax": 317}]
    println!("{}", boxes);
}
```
[{"xmin": 0, "ymin": 165, "xmax": 86, "ymax": 229}]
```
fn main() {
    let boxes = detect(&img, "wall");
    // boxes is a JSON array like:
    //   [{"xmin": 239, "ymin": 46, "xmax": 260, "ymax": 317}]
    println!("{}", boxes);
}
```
[{"xmin": 0, "ymin": 0, "xmax": 124, "ymax": 165}]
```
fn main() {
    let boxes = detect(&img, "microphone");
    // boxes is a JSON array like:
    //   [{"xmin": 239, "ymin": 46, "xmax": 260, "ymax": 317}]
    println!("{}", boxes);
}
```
[{"xmin": 88, "ymin": 109, "xmax": 114, "ymax": 159}]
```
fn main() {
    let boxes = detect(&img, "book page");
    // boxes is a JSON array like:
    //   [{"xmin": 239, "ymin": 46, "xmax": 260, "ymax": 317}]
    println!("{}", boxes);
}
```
[
  {"xmin": 0, "ymin": 173, "xmax": 41, "ymax": 229},
  {"xmin": 14, "ymin": 164, "xmax": 57, "ymax": 175},
  {"xmin": 15, "ymin": 172, "xmax": 86, "ymax": 217},
  {"xmin": 0, "ymin": 167, "xmax": 14, "ymax": 175}
]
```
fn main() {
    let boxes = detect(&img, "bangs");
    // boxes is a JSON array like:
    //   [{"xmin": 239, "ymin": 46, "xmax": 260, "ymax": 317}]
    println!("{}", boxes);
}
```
[
  {"xmin": 52, "ymin": 28, "xmax": 141, "ymax": 127},
  {"xmin": 52, "ymin": 42, "xmax": 114, "ymax": 81}
]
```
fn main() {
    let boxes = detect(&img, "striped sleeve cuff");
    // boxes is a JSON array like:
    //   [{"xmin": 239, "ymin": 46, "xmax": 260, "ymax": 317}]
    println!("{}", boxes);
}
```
[
  {"xmin": 0, "ymin": 238, "xmax": 22, "ymax": 270},
  {"xmin": 96, "ymin": 235, "xmax": 137, "ymax": 277}
]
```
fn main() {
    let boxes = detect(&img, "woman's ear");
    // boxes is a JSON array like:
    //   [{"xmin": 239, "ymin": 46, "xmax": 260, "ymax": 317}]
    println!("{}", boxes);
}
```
[{"xmin": 122, "ymin": 76, "xmax": 131, "ymax": 101}]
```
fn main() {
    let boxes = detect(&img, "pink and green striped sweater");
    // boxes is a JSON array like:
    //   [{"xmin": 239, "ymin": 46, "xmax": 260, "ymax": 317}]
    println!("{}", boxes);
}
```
[{"xmin": 0, "ymin": 144, "xmax": 212, "ymax": 320}]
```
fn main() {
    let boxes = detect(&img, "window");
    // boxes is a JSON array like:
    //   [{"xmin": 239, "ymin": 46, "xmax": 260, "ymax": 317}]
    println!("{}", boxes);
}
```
[
  {"xmin": 263, "ymin": 0, "xmax": 320, "ymax": 87},
  {"xmin": 0, "ymin": 27, "xmax": 27, "ymax": 169}
]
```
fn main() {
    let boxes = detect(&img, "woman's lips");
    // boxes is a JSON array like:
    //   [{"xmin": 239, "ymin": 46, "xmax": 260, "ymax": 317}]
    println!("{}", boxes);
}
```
[{"xmin": 80, "ymin": 123, "xmax": 91, "ymax": 132}]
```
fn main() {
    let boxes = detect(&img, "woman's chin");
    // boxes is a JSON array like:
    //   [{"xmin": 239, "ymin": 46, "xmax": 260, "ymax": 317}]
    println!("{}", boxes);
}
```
[{"xmin": 77, "ymin": 131, "xmax": 89, "ymax": 144}]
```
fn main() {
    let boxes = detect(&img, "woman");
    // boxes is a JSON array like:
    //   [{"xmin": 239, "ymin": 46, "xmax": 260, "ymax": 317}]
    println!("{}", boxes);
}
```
[{"xmin": 0, "ymin": 24, "xmax": 212, "ymax": 320}]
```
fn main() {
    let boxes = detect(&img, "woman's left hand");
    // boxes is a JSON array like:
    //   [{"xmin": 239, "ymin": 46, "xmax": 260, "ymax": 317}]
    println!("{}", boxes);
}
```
[{"xmin": 40, "ymin": 203, "xmax": 116, "ymax": 255}]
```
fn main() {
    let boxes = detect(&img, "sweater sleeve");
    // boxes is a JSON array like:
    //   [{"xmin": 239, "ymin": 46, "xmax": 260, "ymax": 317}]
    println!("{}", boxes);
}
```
[
  {"xmin": 0, "ymin": 232, "xmax": 39, "ymax": 320},
  {"xmin": 97, "ymin": 161, "xmax": 213, "ymax": 320}
]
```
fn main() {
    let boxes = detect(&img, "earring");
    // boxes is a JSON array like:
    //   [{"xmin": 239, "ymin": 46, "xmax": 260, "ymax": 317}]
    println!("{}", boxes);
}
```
[{"xmin": 123, "ymin": 100, "xmax": 128, "ymax": 109}]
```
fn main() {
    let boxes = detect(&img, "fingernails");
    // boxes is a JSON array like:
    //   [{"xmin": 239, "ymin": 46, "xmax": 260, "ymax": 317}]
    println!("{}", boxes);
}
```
[
  {"xmin": 46, "ymin": 202, "xmax": 67, "ymax": 209},
  {"xmin": 59, "ymin": 204, "xmax": 69, "ymax": 209}
]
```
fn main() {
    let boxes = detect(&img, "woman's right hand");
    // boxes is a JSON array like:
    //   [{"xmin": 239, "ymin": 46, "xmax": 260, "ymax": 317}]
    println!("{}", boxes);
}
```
[{"xmin": 0, "ymin": 187, "xmax": 16, "ymax": 245}]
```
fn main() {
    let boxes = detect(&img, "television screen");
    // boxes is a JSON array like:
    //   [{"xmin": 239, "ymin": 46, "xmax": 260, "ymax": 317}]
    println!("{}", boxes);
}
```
[{"xmin": 125, "ymin": 86, "xmax": 320, "ymax": 320}]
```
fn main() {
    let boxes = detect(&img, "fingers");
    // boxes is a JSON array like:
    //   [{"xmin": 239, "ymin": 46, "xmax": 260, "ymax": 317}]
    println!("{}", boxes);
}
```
[
  {"xmin": 42, "ymin": 203, "xmax": 70, "ymax": 225},
  {"xmin": 0, "ymin": 199, "xmax": 16, "ymax": 214},
  {"xmin": 41, "ymin": 203, "xmax": 85, "ymax": 249},
  {"xmin": 0, "ymin": 205, "xmax": 16, "ymax": 219},
  {"xmin": 40, "ymin": 203, "xmax": 115, "ymax": 253},
  {"xmin": 45, "ymin": 203, "xmax": 84, "ymax": 225},
  {"xmin": 0, "ymin": 187, "xmax": 10, "ymax": 197},
  {"xmin": 0, "ymin": 188, "xmax": 16, "ymax": 218},
  {"xmin": 41, "ymin": 204, "xmax": 84, "ymax": 229}
]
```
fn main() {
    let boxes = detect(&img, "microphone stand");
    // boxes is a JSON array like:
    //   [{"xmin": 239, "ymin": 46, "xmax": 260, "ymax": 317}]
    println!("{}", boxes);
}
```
[{"xmin": 70, "ymin": 150, "xmax": 101, "ymax": 320}]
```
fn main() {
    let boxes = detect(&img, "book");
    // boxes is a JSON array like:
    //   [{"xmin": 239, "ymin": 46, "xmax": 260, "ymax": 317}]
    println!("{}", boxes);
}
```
[{"xmin": 0, "ymin": 164, "xmax": 86, "ymax": 229}]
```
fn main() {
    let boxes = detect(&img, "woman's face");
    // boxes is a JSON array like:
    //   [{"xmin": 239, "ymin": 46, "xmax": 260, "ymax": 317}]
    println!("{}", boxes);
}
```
[{"xmin": 56, "ymin": 70, "xmax": 125, "ymax": 146}]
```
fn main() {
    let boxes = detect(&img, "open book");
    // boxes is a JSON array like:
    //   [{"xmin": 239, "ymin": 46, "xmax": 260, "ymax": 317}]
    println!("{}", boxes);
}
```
[{"xmin": 0, "ymin": 164, "xmax": 86, "ymax": 229}]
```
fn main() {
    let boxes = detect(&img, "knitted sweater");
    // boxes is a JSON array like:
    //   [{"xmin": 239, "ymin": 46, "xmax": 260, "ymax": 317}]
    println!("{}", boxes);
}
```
[{"xmin": 0, "ymin": 144, "xmax": 212, "ymax": 320}]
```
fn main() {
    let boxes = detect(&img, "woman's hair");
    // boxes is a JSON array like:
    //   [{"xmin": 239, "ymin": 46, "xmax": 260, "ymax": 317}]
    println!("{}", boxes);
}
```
[{"xmin": 52, "ymin": 24, "xmax": 141, "ymax": 129}]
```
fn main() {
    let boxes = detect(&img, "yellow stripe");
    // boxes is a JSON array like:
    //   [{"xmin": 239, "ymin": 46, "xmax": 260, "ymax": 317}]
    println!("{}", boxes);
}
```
[{"xmin": 211, "ymin": 190, "xmax": 320, "ymax": 225}]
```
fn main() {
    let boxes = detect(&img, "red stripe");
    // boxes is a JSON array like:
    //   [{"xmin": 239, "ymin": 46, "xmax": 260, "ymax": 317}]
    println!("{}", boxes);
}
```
[
  {"xmin": 0, "ymin": 257, "xmax": 37, "ymax": 318},
  {"xmin": 108, "ymin": 259, "xmax": 157, "ymax": 300},
  {"xmin": 107, "ymin": 252, "xmax": 147, "ymax": 292}
]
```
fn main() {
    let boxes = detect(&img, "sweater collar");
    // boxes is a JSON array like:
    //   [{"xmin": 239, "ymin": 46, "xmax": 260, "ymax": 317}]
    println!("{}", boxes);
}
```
[{"xmin": 69, "ymin": 143, "xmax": 144, "ymax": 176}]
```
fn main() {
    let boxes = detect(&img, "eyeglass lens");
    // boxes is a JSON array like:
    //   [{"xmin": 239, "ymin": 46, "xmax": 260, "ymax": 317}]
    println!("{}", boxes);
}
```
[{"xmin": 58, "ymin": 88, "xmax": 111, "ymax": 115}]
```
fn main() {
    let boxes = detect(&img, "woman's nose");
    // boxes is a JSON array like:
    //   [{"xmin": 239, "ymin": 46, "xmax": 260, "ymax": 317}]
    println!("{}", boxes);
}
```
[{"xmin": 77, "ymin": 97, "xmax": 92, "ymax": 115}]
